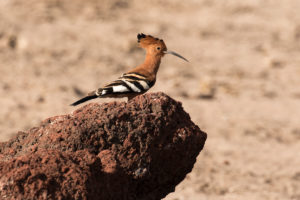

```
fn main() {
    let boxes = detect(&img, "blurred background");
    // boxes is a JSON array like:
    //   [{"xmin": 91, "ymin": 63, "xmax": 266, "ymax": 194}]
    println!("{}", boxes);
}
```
[{"xmin": 1, "ymin": 0, "xmax": 300, "ymax": 199}]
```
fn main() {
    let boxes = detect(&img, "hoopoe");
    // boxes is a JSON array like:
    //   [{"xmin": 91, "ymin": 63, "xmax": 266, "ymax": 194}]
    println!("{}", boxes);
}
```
[{"xmin": 71, "ymin": 33, "xmax": 188, "ymax": 106}]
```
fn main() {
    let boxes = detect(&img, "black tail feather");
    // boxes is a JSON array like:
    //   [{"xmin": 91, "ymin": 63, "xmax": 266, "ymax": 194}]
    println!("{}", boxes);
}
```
[{"xmin": 70, "ymin": 95, "xmax": 98, "ymax": 106}]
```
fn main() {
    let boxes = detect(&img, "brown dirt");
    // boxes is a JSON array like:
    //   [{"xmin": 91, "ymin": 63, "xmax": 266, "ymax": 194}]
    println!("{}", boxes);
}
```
[{"xmin": 0, "ymin": 0, "xmax": 300, "ymax": 199}]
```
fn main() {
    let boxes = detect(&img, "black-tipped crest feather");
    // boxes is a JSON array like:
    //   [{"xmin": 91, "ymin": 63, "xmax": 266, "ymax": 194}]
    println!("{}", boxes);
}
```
[{"xmin": 137, "ymin": 33, "xmax": 146, "ymax": 42}]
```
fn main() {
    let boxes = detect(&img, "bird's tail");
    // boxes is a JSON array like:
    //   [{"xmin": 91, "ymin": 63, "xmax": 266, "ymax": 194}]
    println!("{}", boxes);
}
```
[{"xmin": 70, "ymin": 94, "xmax": 98, "ymax": 106}]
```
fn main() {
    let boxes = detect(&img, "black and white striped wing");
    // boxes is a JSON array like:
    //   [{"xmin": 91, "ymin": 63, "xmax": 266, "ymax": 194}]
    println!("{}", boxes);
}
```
[{"xmin": 95, "ymin": 73, "xmax": 155, "ymax": 97}]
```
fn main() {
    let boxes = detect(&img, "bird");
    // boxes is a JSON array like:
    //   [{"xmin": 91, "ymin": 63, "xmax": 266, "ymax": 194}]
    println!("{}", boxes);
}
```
[{"xmin": 70, "ymin": 33, "xmax": 188, "ymax": 106}]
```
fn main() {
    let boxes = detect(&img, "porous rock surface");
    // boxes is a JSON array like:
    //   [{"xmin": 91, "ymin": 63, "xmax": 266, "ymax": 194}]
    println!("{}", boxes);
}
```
[{"xmin": 0, "ymin": 92, "xmax": 207, "ymax": 200}]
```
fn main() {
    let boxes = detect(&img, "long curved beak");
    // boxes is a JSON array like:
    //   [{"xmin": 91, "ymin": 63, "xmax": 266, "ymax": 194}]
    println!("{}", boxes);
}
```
[{"xmin": 164, "ymin": 50, "xmax": 189, "ymax": 62}]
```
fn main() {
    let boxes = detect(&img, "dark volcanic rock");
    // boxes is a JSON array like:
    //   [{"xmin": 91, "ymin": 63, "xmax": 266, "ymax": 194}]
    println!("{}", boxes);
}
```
[{"xmin": 0, "ymin": 92, "xmax": 207, "ymax": 200}]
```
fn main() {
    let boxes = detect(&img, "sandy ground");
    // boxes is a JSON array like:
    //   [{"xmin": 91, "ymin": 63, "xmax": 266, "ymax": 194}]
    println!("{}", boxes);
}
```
[{"xmin": 1, "ymin": 0, "xmax": 300, "ymax": 199}]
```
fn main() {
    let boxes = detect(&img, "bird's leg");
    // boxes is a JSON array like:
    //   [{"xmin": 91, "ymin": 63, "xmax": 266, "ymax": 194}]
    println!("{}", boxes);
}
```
[{"xmin": 127, "ymin": 94, "xmax": 138, "ymax": 101}]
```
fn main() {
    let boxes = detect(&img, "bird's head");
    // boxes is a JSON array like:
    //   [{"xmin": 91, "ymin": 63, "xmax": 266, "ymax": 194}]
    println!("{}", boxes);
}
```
[{"xmin": 137, "ymin": 33, "xmax": 188, "ymax": 62}]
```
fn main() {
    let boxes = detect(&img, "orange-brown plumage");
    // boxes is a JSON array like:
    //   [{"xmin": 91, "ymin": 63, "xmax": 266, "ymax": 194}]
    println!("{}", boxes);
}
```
[
  {"xmin": 138, "ymin": 33, "xmax": 167, "ymax": 51},
  {"xmin": 70, "ymin": 33, "xmax": 188, "ymax": 106},
  {"xmin": 129, "ymin": 34, "xmax": 168, "ymax": 82}
]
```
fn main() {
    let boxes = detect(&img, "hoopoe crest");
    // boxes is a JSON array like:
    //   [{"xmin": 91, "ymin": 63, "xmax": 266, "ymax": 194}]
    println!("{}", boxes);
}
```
[{"xmin": 71, "ymin": 33, "xmax": 188, "ymax": 106}]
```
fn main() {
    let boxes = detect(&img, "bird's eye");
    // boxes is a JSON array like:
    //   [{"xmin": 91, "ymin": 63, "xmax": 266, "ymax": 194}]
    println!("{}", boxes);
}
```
[{"xmin": 157, "ymin": 47, "xmax": 161, "ymax": 50}]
